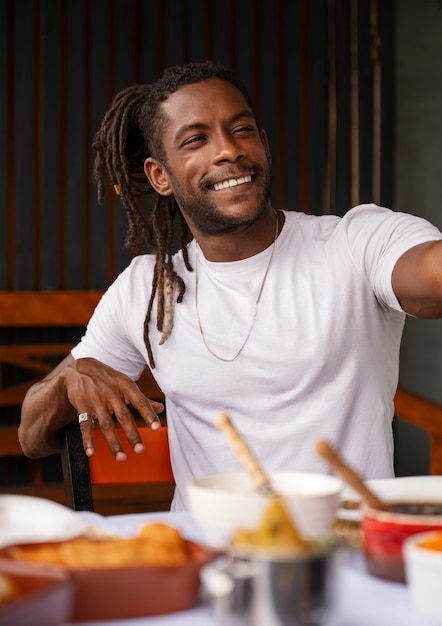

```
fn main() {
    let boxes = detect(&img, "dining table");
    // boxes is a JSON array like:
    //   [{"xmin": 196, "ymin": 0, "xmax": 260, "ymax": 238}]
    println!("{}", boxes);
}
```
[{"xmin": 61, "ymin": 509, "xmax": 428, "ymax": 626}]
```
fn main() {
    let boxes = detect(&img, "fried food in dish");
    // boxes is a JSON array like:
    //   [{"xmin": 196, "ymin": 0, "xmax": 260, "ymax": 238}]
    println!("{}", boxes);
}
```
[
  {"xmin": 9, "ymin": 522, "xmax": 192, "ymax": 569},
  {"xmin": 0, "ymin": 573, "xmax": 19, "ymax": 605}
]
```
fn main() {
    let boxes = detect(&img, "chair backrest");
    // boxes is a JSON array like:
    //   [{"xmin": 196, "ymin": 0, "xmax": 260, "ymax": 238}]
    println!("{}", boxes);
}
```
[
  {"xmin": 60, "ymin": 421, "xmax": 173, "ymax": 512},
  {"xmin": 0, "ymin": 290, "xmax": 103, "ymax": 406},
  {"xmin": 0, "ymin": 290, "xmax": 103, "ymax": 484},
  {"xmin": 0, "ymin": 289, "xmax": 166, "ymax": 497},
  {"xmin": 0, "ymin": 290, "xmax": 104, "ymax": 329},
  {"xmin": 394, "ymin": 386, "xmax": 442, "ymax": 475}
]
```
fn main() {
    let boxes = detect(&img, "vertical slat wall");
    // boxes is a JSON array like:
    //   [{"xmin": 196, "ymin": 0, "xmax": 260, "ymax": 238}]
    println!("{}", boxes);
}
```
[
  {"xmin": 0, "ymin": 0, "xmax": 394, "ymax": 293},
  {"xmin": 0, "ymin": 0, "xmax": 394, "ymax": 486}
]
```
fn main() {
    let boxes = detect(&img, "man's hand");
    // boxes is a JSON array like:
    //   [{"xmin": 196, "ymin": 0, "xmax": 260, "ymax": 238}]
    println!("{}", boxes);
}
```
[
  {"xmin": 63, "ymin": 358, "xmax": 164, "ymax": 461},
  {"xmin": 19, "ymin": 354, "xmax": 163, "ymax": 460}
]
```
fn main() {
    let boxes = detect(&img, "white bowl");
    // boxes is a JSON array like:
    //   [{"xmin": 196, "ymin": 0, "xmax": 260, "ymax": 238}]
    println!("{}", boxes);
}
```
[
  {"xmin": 187, "ymin": 472, "xmax": 343, "ymax": 548},
  {"xmin": 338, "ymin": 475, "xmax": 442, "ymax": 522},
  {"xmin": 404, "ymin": 530, "xmax": 442, "ymax": 625}
]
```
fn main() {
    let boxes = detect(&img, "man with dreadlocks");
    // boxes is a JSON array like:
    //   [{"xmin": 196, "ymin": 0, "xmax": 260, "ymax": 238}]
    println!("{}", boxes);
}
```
[{"xmin": 19, "ymin": 61, "xmax": 442, "ymax": 511}]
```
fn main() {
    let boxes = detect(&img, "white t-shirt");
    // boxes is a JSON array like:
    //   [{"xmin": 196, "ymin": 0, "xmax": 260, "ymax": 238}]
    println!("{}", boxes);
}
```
[{"xmin": 72, "ymin": 204, "xmax": 442, "ymax": 510}]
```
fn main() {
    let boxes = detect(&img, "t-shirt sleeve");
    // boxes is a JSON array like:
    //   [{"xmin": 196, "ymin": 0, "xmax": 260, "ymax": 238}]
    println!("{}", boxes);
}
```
[
  {"xmin": 342, "ymin": 203, "xmax": 442, "ymax": 312},
  {"xmin": 71, "ymin": 258, "xmax": 150, "ymax": 380}
]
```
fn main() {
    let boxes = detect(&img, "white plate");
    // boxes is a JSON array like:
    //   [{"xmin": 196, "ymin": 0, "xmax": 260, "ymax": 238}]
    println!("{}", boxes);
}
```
[
  {"xmin": 337, "ymin": 475, "xmax": 442, "ymax": 522},
  {"xmin": 0, "ymin": 494, "xmax": 88, "ymax": 548}
]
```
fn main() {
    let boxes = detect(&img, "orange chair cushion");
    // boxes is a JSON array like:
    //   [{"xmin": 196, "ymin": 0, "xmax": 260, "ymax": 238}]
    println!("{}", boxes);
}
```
[{"xmin": 89, "ymin": 427, "xmax": 174, "ymax": 485}]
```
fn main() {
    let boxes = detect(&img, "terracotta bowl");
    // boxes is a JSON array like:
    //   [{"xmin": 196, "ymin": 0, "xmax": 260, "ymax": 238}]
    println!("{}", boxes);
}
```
[
  {"xmin": 2, "ymin": 541, "xmax": 217, "ymax": 622},
  {"xmin": 68, "ymin": 541, "xmax": 214, "ymax": 621},
  {"xmin": 0, "ymin": 557, "xmax": 74, "ymax": 626}
]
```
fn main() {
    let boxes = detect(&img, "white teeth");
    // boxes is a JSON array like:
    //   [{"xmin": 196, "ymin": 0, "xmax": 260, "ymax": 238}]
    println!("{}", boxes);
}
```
[{"xmin": 213, "ymin": 175, "xmax": 252, "ymax": 191}]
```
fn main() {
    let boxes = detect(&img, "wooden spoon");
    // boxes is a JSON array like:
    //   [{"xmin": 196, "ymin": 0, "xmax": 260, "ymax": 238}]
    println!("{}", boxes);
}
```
[
  {"xmin": 214, "ymin": 412, "xmax": 275, "ymax": 496},
  {"xmin": 315, "ymin": 440, "xmax": 390, "ymax": 511},
  {"xmin": 214, "ymin": 412, "xmax": 308, "ymax": 548}
]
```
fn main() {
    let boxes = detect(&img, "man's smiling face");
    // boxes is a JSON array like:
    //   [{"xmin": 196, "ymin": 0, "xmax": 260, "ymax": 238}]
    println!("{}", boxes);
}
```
[{"xmin": 148, "ymin": 78, "xmax": 272, "ymax": 235}]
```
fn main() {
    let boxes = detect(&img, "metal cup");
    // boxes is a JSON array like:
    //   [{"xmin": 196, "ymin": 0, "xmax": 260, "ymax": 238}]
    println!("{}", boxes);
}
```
[{"xmin": 201, "ymin": 546, "xmax": 338, "ymax": 626}]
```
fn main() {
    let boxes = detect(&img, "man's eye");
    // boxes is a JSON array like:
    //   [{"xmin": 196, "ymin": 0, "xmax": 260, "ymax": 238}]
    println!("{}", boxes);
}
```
[
  {"xmin": 234, "ymin": 126, "xmax": 255, "ymax": 134},
  {"xmin": 183, "ymin": 135, "xmax": 204, "ymax": 146}
]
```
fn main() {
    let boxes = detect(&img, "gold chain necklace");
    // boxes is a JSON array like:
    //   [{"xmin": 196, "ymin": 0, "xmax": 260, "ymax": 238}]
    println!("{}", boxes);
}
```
[{"xmin": 195, "ymin": 211, "xmax": 279, "ymax": 362}]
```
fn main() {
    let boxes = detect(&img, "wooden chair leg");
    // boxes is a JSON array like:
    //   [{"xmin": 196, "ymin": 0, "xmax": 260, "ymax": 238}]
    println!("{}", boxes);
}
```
[{"xmin": 60, "ymin": 420, "xmax": 94, "ymax": 512}]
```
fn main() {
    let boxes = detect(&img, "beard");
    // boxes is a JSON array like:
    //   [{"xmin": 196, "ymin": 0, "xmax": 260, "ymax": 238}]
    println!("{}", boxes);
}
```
[{"xmin": 167, "ymin": 164, "xmax": 273, "ymax": 236}]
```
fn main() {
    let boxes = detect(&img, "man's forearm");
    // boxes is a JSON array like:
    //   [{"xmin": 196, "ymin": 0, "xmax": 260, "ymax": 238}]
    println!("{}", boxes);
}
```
[{"xmin": 19, "ymin": 374, "xmax": 77, "ymax": 458}]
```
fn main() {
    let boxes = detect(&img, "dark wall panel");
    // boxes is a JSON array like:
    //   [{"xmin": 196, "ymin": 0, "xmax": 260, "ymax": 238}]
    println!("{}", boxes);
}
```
[
  {"xmin": 0, "ymin": 0, "xmax": 394, "ymax": 292},
  {"xmin": 0, "ymin": 0, "xmax": 9, "ymax": 290}
]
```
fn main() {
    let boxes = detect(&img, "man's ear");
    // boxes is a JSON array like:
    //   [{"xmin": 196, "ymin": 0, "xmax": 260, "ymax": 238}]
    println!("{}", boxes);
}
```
[
  {"xmin": 260, "ymin": 129, "xmax": 272, "ymax": 167},
  {"xmin": 144, "ymin": 158, "xmax": 173, "ymax": 196}
]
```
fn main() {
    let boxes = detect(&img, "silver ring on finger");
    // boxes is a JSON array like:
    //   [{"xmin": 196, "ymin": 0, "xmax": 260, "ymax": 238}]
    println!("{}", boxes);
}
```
[{"xmin": 78, "ymin": 412, "xmax": 94, "ymax": 424}]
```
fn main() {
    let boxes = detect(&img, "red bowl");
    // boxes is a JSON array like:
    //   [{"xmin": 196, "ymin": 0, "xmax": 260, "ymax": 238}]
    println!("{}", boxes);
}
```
[{"xmin": 362, "ymin": 504, "xmax": 442, "ymax": 583}]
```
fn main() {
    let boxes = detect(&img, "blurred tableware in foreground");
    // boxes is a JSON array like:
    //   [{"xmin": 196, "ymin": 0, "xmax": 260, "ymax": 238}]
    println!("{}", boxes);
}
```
[
  {"xmin": 3, "ymin": 516, "xmax": 218, "ymax": 621},
  {"xmin": 315, "ymin": 440, "xmax": 388, "ymax": 511},
  {"xmin": 404, "ymin": 529, "xmax": 442, "ymax": 626},
  {"xmin": 0, "ymin": 495, "xmax": 87, "ymax": 549},
  {"xmin": 214, "ymin": 412, "xmax": 308, "ymax": 551},
  {"xmin": 202, "ymin": 544, "xmax": 338, "ymax": 626},
  {"xmin": 56, "ymin": 542, "xmax": 214, "ymax": 621},
  {"xmin": 360, "ymin": 477, "xmax": 442, "ymax": 582},
  {"xmin": 0, "ymin": 557, "xmax": 74, "ymax": 626},
  {"xmin": 187, "ymin": 472, "xmax": 343, "ymax": 549},
  {"xmin": 338, "ymin": 475, "xmax": 442, "ymax": 522}
]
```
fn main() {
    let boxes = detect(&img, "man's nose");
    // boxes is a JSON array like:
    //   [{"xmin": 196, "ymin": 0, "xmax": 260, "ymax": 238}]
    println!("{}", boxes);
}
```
[{"xmin": 213, "ymin": 133, "xmax": 245, "ymax": 162}]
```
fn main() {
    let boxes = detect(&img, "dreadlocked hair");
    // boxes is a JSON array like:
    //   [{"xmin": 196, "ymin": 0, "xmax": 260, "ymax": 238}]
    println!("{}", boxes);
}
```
[{"xmin": 92, "ymin": 60, "xmax": 256, "ymax": 368}]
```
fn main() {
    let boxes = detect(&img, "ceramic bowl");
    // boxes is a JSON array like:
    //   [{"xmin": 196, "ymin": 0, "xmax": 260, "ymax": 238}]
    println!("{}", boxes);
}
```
[
  {"xmin": 187, "ymin": 471, "xmax": 343, "ymax": 549},
  {"xmin": 0, "ymin": 557, "xmax": 74, "ymax": 626},
  {"xmin": 359, "ymin": 477, "xmax": 442, "ymax": 583},
  {"xmin": 66, "ymin": 541, "xmax": 214, "ymax": 621},
  {"xmin": 404, "ymin": 530, "xmax": 442, "ymax": 625},
  {"xmin": 3, "ymin": 539, "xmax": 216, "ymax": 622}
]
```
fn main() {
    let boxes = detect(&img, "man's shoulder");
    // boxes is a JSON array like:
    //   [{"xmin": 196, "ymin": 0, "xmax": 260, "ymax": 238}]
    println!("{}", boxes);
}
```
[
  {"xmin": 282, "ymin": 208, "xmax": 341, "ymax": 224},
  {"xmin": 115, "ymin": 249, "xmax": 190, "ymax": 289},
  {"xmin": 112, "ymin": 253, "xmax": 156, "ymax": 285},
  {"xmin": 281, "ymin": 209, "xmax": 341, "ymax": 240},
  {"xmin": 282, "ymin": 204, "xmax": 400, "ymax": 239},
  {"xmin": 283, "ymin": 203, "xmax": 390, "ymax": 222}
]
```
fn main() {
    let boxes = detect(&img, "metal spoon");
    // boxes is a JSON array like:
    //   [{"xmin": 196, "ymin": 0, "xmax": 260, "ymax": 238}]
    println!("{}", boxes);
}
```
[{"xmin": 315, "ymin": 440, "xmax": 390, "ymax": 511}]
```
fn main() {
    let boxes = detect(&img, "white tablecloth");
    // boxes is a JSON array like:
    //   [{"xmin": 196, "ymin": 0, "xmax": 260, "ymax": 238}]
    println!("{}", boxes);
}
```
[{"xmin": 63, "ymin": 510, "xmax": 428, "ymax": 626}]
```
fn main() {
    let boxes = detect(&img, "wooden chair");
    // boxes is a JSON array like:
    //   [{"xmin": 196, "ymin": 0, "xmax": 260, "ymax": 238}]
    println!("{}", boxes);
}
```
[
  {"xmin": 60, "ymin": 420, "xmax": 175, "ymax": 513},
  {"xmin": 0, "ymin": 290, "xmax": 171, "ymax": 514},
  {"xmin": 393, "ymin": 386, "xmax": 442, "ymax": 475},
  {"xmin": 0, "ymin": 290, "xmax": 103, "ymax": 487},
  {"xmin": 57, "ymin": 348, "xmax": 174, "ymax": 514}
]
